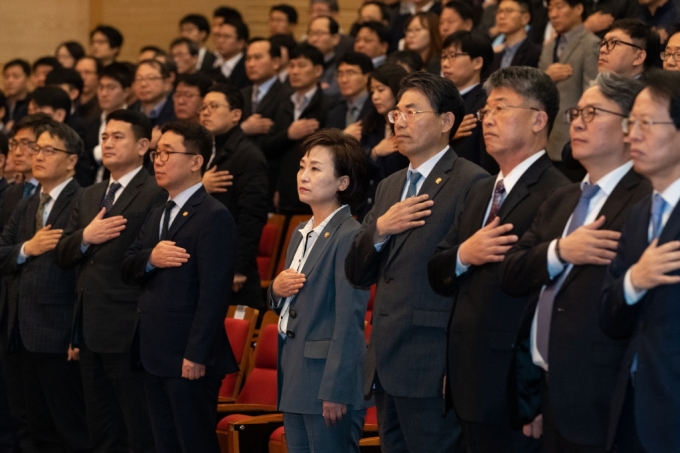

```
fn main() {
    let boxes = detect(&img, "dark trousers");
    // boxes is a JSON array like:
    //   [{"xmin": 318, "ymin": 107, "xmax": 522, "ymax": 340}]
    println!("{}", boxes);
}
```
[
  {"xmin": 20, "ymin": 346, "xmax": 91, "ymax": 452},
  {"xmin": 374, "ymin": 373, "xmax": 462, "ymax": 453},
  {"xmin": 541, "ymin": 377, "xmax": 604, "ymax": 453},
  {"xmin": 144, "ymin": 369, "xmax": 223, "ymax": 453},
  {"xmin": 0, "ymin": 350, "xmax": 17, "ymax": 453},
  {"xmin": 613, "ymin": 383, "xmax": 647, "ymax": 453},
  {"xmin": 79, "ymin": 343, "xmax": 154, "ymax": 453},
  {"xmin": 459, "ymin": 419, "xmax": 541, "ymax": 453},
  {"xmin": 283, "ymin": 409, "xmax": 365, "ymax": 453}
]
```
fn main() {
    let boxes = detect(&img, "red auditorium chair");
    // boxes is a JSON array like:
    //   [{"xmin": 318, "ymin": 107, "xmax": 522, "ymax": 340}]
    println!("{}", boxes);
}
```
[
  {"xmin": 218, "ymin": 306, "xmax": 259, "ymax": 402},
  {"xmin": 258, "ymin": 214, "xmax": 286, "ymax": 288}
]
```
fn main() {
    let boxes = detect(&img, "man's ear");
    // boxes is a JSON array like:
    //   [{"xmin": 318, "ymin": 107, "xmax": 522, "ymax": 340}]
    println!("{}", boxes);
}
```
[{"xmin": 54, "ymin": 109, "xmax": 67, "ymax": 123}]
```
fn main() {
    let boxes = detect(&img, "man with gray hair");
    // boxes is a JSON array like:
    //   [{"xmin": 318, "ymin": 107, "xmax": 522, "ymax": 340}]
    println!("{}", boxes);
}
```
[
  {"xmin": 428, "ymin": 66, "xmax": 569, "ymax": 453},
  {"xmin": 500, "ymin": 72, "xmax": 651, "ymax": 452}
]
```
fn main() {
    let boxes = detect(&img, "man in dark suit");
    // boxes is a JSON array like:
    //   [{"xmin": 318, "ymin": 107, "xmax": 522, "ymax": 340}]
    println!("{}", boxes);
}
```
[
  {"xmin": 210, "ymin": 16, "xmax": 250, "ymax": 89},
  {"xmin": 442, "ymin": 31, "xmax": 498, "ymax": 174},
  {"xmin": 345, "ymin": 72, "xmax": 487, "ymax": 453},
  {"xmin": 122, "ymin": 121, "xmax": 238, "ymax": 453},
  {"xmin": 599, "ymin": 70, "xmax": 680, "ymax": 453},
  {"xmin": 490, "ymin": 0, "xmax": 543, "ymax": 73},
  {"xmin": 428, "ymin": 67, "xmax": 568, "ymax": 453},
  {"xmin": 199, "ymin": 84, "xmax": 268, "ymax": 309},
  {"xmin": 325, "ymin": 51, "xmax": 374, "ymax": 137},
  {"xmin": 129, "ymin": 59, "xmax": 176, "ymax": 130},
  {"xmin": 307, "ymin": 16, "xmax": 342, "ymax": 99},
  {"xmin": 499, "ymin": 73, "xmax": 649, "ymax": 453},
  {"xmin": 56, "ymin": 110, "xmax": 164, "ymax": 453},
  {"xmin": 178, "ymin": 14, "xmax": 216, "ymax": 73},
  {"xmin": 0, "ymin": 119, "xmax": 90, "ymax": 451}
]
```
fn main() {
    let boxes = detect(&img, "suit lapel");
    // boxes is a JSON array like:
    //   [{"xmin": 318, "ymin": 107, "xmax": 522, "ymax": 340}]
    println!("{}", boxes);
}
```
[
  {"xmin": 299, "ymin": 207, "xmax": 351, "ymax": 278},
  {"xmin": 25, "ymin": 192, "xmax": 40, "ymax": 237},
  {"xmin": 45, "ymin": 179, "xmax": 79, "ymax": 227},
  {"xmin": 106, "ymin": 169, "xmax": 149, "ymax": 218},
  {"xmin": 498, "ymin": 154, "xmax": 552, "ymax": 222},
  {"xmin": 659, "ymin": 197, "xmax": 680, "ymax": 245},
  {"xmin": 257, "ymin": 80, "xmax": 282, "ymax": 114},
  {"xmin": 285, "ymin": 226, "xmax": 305, "ymax": 270},
  {"xmin": 467, "ymin": 178, "xmax": 495, "ymax": 233},
  {"xmin": 560, "ymin": 25, "xmax": 586, "ymax": 64},
  {"xmin": 166, "ymin": 187, "xmax": 206, "ymax": 240}
]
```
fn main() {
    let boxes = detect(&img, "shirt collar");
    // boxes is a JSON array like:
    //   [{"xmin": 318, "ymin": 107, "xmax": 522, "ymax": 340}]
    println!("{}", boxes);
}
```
[
  {"xmin": 582, "ymin": 161, "xmax": 633, "ymax": 196},
  {"xmin": 41, "ymin": 177, "xmax": 73, "ymax": 202},
  {"xmin": 109, "ymin": 165, "xmax": 143, "ymax": 190},
  {"xmin": 505, "ymin": 38, "xmax": 524, "ymax": 54},
  {"xmin": 495, "ymin": 151, "xmax": 545, "ymax": 194},
  {"xmin": 168, "ymin": 181, "xmax": 203, "ymax": 210},
  {"xmin": 255, "ymin": 76, "xmax": 278, "ymax": 99},
  {"xmin": 372, "ymin": 55, "xmax": 386, "ymax": 67},
  {"xmin": 291, "ymin": 85, "xmax": 318, "ymax": 106},
  {"xmin": 458, "ymin": 83, "xmax": 479, "ymax": 96},
  {"xmin": 407, "ymin": 146, "xmax": 450, "ymax": 180},
  {"xmin": 300, "ymin": 205, "xmax": 347, "ymax": 235},
  {"xmin": 148, "ymin": 96, "xmax": 168, "ymax": 119},
  {"xmin": 215, "ymin": 52, "xmax": 243, "ymax": 73},
  {"xmin": 347, "ymin": 91, "xmax": 369, "ymax": 112},
  {"xmin": 27, "ymin": 177, "xmax": 39, "ymax": 187},
  {"xmin": 408, "ymin": 0, "xmax": 434, "ymax": 14},
  {"xmin": 562, "ymin": 23, "xmax": 584, "ymax": 41},
  {"xmin": 656, "ymin": 176, "xmax": 680, "ymax": 210},
  {"xmin": 278, "ymin": 68, "xmax": 288, "ymax": 83}
]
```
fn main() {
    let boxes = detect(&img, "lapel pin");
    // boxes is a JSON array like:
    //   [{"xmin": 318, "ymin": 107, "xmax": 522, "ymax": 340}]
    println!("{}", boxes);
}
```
[
  {"xmin": 182, "ymin": 211, "xmax": 188, "ymax": 217},
  {"xmin": 324, "ymin": 232, "xmax": 330, "ymax": 238},
  {"xmin": 435, "ymin": 178, "xmax": 442, "ymax": 184}
]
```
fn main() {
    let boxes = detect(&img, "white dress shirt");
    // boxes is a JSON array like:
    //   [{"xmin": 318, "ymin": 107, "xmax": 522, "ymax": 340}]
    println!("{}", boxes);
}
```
[
  {"xmin": 291, "ymin": 86, "xmax": 318, "ymax": 121},
  {"xmin": 213, "ymin": 52, "xmax": 243, "ymax": 79}
]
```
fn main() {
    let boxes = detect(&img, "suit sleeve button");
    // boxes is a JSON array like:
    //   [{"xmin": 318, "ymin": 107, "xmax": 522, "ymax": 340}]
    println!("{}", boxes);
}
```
[{"xmin": 286, "ymin": 330, "xmax": 295, "ymax": 339}]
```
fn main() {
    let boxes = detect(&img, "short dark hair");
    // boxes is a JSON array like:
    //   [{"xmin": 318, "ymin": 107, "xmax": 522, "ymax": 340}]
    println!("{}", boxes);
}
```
[
  {"xmin": 300, "ymin": 129, "xmax": 367, "ymax": 205},
  {"xmin": 32, "ymin": 57, "xmax": 61, "ymax": 73},
  {"xmin": 45, "ymin": 68, "xmax": 84, "ymax": 95},
  {"xmin": 106, "ymin": 109, "xmax": 153, "ymax": 141},
  {"xmin": 338, "ymin": 51, "xmax": 374, "ymax": 74},
  {"xmin": 498, "ymin": 0, "xmax": 532, "ymax": 20},
  {"xmin": 57, "ymin": 41, "xmax": 86, "ymax": 63},
  {"xmin": 271, "ymin": 4, "xmax": 298, "ymax": 24},
  {"xmin": 311, "ymin": 16, "xmax": 340, "ymax": 35},
  {"xmin": 3, "ymin": 59, "xmax": 31, "ymax": 76},
  {"xmin": 78, "ymin": 56, "xmax": 104, "ymax": 76},
  {"xmin": 213, "ymin": 6, "xmax": 243, "ymax": 22},
  {"xmin": 290, "ymin": 42, "xmax": 325, "ymax": 67},
  {"xmin": 39, "ymin": 119, "xmax": 84, "ymax": 158},
  {"xmin": 29, "ymin": 87, "xmax": 72, "ymax": 120},
  {"xmin": 443, "ymin": 31, "xmax": 494, "ymax": 75},
  {"xmin": 0, "ymin": 133, "xmax": 8, "ymax": 157},
  {"xmin": 171, "ymin": 37, "xmax": 200, "ymax": 57},
  {"xmin": 180, "ymin": 13, "xmax": 210, "ymax": 35},
  {"xmin": 248, "ymin": 37, "xmax": 282, "ymax": 59},
  {"xmin": 643, "ymin": 69, "xmax": 680, "ymax": 130},
  {"xmin": 399, "ymin": 72, "xmax": 466, "ymax": 140},
  {"xmin": 484, "ymin": 66, "xmax": 560, "ymax": 134},
  {"xmin": 206, "ymin": 83, "xmax": 244, "ymax": 111},
  {"xmin": 99, "ymin": 62, "xmax": 135, "ymax": 88},
  {"xmin": 220, "ymin": 16, "xmax": 250, "ymax": 42},
  {"xmin": 442, "ymin": 1, "xmax": 475, "ymax": 23},
  {"xmin": 360, "ymin": 2, "xmax": 389, "ymax": 22},
  {"xmin": 270, "ymin": 34, "xmax": 298, "ymax": 54},
  {"xmin": 356, "ymin": 21, "xmax": 390, "ymax": 45},
  {"xmin": 137, "ymin": 59, "xmax": 171, "ymax": 79},
  {"xmin": 175, "ymin": 73, "xmax": 214, "ymax": 97},
  {"xmin": 608, "ymin": 19, "xmax": 661, "ymax": 70},
  {"xmin": 386, "ymin": 50, "xmax": 423, "ymax": 72},
  {"xmin": 140, "ymin": 46, "xmax": 168, "ymax": 58},
  {"xmin": 547, "ymin": 0, "xmax": 586, "ymax": 20},
  {"xmin": 90, "ymin": 25, "xmax": 124, "ymax": 50},
  {"xmin": 11, "ymin": 113, "xmax": 52, "ymax": 137},
  {"xmin": 311, "ymin": 0, "xmax": 339, "ymax": 13},
  {"xmin": 160, "ymin": 121, "xmax": 214, "ymax": 173}
]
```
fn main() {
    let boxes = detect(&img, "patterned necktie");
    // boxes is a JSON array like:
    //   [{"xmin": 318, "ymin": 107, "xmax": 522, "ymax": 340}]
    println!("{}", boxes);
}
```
[
  {"xmin": 553, "ymin": 34, "xmax": 565, "ymax": 62},
  {"xmin": 346, "ymin": 106, "xmax": 359, "ymax": 126},
  {"xmin": 161, "ymin": 200, "xmax": 176, "ymax": 240},
  {"xmin": 535, "ymin": 183, "xmax": 601, "ymax": 365},
  {"xmin": 22, "ymin": 182, "xmax": 36, "ymax": 199},
  {"xmin": 650, "ymin": 193, "xmax": 666, "ymax": 242},
  {"xmin": 100, "ymin": 182, "xmax": 122, "ymax": 215},
  {"xmin": 484, "ymin": 180, "xmax": 506, "ymax": 226},
  {"xmin": 35, "ymin": 193, "xmax": 51, "ymax": 231},
  {"xmin": 252, "ymin": 87, "xmax": 260, "ymax": 112},
  {"xmin": 405, "ymin": 171, "xmax": 422, "ymax": 198}
]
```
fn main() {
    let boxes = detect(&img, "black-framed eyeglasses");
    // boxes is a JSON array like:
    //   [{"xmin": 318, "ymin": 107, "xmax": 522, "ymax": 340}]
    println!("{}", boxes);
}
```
[
  {"xmin": 198, "ymin": 102, "xmax": 230, "ymax": 114},
  {"xmin": 29, "ymin": 144, "xmax": 75, "ymax": 156},
  {"xmin": 149, "ymin": 151, "xmax": 198, "ymax": 162},
  {"xmin": 9, "ymin": 139, "xmax": 36, "ymax": 151},
  {"xmin": 440, "ymin": 52, "xmax": 469, "ymax": 62},
  {"xmin": 476, "ymin": 104, "xmax": 540, "ymax": 122},
  {"xmin": 387, "ymin": 109, "xmax": 437, "ymax": 123},
  {"xmin": 621, "ymin": 117, "xmax": 676, "ymax": 135},
  {"xmin": 565, "ymin": 106, "xmax": 626, "ymax": 124},
  {"xmin": 661, "ymin": 51, "xmax": 680, "ymax": 62},
  {"xmin": 599, "ymin": 39, "xmax": 643, "ymax": 52}
]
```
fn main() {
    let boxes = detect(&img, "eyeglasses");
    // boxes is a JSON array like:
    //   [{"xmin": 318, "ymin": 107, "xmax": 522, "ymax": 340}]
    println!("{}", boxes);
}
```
[
  {"xmin": 9, "ymin": 139, "xmax": 36, "ymax": 151},
  {"xmin": 661, "ymin": 51, "xmax": 680, "ymax": 62},
  {"xmin": 134, "ymin": 76, "xmax": 163, "ymax": 83},
  {"xmin": 621, "ymin": 117, "xmax": 676, "ymax": 135},
  {"xmin": 405, "ymin": 27, "xmax": 425, "ymax": 35},
  {"xmin": 599, "ymin": 39, "xmax": 643, "ymax": 52},
  {"xmin": 97, "ymin": 83, "xmax": 121, "ymax": 92},
  {"xmin": 476, "ymin": 104, "xmax": 540, "ymax": 121},
  {"xmin": 173, "ymin": 91, "xmax": 201, "ymax": 100},
  {"xmin": 496, "ymin": 7, "xmax": 522, "ymax": 15},
  {"xmin": 440, "ymin": 52, "xmax": 469, "ymax": 61},
  {"xmin": 387, "ymin": 109, "xmax": 436, "ymax": 123},
  {"xmin": 198, "ymin": 102, "xmax": 230, "ymax": 113},
  {"xmin": 149, "ymin": 151, "xmax": 198, "ymax": 162},
  {"xmin": 337, "ymin": 70, "xmax": 362, "ymax": 78},
  {"xmin": 307, "ymin": 30, "xmax": 331, "ymax": 38},
  {"xmin": 565, "ymin": 106, "xmax": 626, "ymax": 124},
  {"xmin": 29, "ymin": 144, "xmax": 75, "ymax": 157}
]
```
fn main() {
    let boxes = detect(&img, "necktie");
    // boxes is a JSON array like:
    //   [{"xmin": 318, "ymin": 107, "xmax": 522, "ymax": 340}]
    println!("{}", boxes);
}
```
[
  {"xmin": 161, "ymin": 200, "xmax": 176, "ymax": 240},
  {"xmin": 100, "ymin": 182, "xmax": 122, "ymax": 215},
  {"xmin": 22, "ymin": 182, "xmax": 36, "ymax": 199},
  {"xmin": 405, "ymin": 171, "xmax": 422, "ymax": 198},
  {"xmin": 252, "ymin": 87, "xmax": 260, "ymax": 112},
  {"xmin": 484, "ymin": 180, "xmax": 506, "ymax": 226},
  {"xmin": 650, "ymin": 193, "xmax": 666, "ymax": 242},
  {"xmin": 535, "ymin": 183, "xmax": 601, "ymax": 364},
  {"xmin": 553, "ymin": 35, "xmax": 564, "ymax": 63},
  {"xmin": 346, "ymin": 106, "xmax": 359, "ymax": 126},
  {"xmin": 35, "ymin": 193, "xmax": 51, "ymax": 231}
]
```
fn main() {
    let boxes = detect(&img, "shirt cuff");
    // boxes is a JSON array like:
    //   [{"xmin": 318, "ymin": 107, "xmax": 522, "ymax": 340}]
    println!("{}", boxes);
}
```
[
  {"xmin": 624, "ymin": 268, "xmax": 647, "ymax": 305},
  {"xmin": 146, "ymin": 261, "xmax": 155, "ymax": 273},
  {"xmin": 456, "ymin": 250, "xmax": 470, "ymax": 276},
  {"xmin": 80, "ymin": 243, "xmax": 90, "ymax": 253},
  {"xmin": 547, "ymin": 239, "xmax": 566, "ymax": 279},
  {"xmin": 374, "ymin": 235, "xmax": 390, "ymax": 252},
  {"xmin": 17, "ymin": 243, "xmax": 28, "ymax": 264},
  {"xmin": 270, "ymin": 293, "xmax": 283, "ymax": 309}
]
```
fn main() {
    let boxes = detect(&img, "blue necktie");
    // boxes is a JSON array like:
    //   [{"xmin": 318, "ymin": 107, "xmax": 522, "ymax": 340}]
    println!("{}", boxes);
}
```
[
  {"xmin": 484, "ymin": 179, "xmax": 506, "ymax": 226},
  {"xmin": 22, "ymin": 182, "xmax": 35, "ymax": 199},
  {"xmin": 650, "ymin": 193, "xmax": 666, "ymax": 242},
  {"xmin": 536, "ymin": 183, "xmax": 601, "ymax": 364},
  {"xmin": 100, "ymin": 182, "xmax": 122, "ymax": 216},
  {"xmin": 405, "ymin": 171, "xmax": 422, "ymax": 198}
]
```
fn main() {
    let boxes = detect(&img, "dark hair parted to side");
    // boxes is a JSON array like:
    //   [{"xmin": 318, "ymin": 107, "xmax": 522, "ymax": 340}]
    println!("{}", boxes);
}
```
[
  {"xmin": 207, "ymin": 83, "xmax": 245, "ymax": 111},
  {"xmin": 546, "ymin": 0, "xmax": 587, "ymax": 20},
  {"xmin": 106, "ymin": 109, "xmax": 153, "ymax": 141},
  {"xmin": 3, "ymin": 59, "xmax": 31, "ymax": 76},
  {"xmin": 386, "ymin": 50, "xmax": 423, "ymax": 72},
  {"xmin": 39, "ymin": 119, "xmax": 84, "ymax": 158},
  {"xmin": 590, "ymin": 72, "xmax": 644, "ymax": 115},
  {"xmin": 499, "ymin": 0, "xmax": 533, "ymax": 20},
  {"xmin": 180, "ymin": 13, "xmax": 211, "ymax": 35},
  {"xmin": 357, "ymin": 21, "xmax": 390, "ymax": 45},
  {"xmin": 361, "ymin": 2, "xmax": 390, "ymax": 22},
  {"xmin": 176, "ymin": 72, "xmax": 214, "ymax": 97},
  {"xmin": 608, "ymin": 19, "xmax": 661, "ymax": 70},
  {"xmin": 398, "ymin": 71, "xmax": 466, "ymax": 140},
  {"xmin": 171, "ymin": 37, "xmax": 200, "ymax": 57},
  {"xmin": 300, "ymin": 129, "xmax": 368, "ymax": 205},
  {"xmin": 290, "ymin": 43, "xmax": 325, "ymax": 67},
  {"xmin": 57, "ymin": 41, "xmax": 86, "ymax": 63},
  {"xmin": 90, "ymin": 25, "xmax": 124, "ymax": 50},
  {"xmin": 271, "ymin": 4, "xmax": 299, "ymax": 24},
  {"xmin": 270, "ymin": 34, "xmax": 298, "ymax": 55},
  {"xmin": 160, "ymin": 121, "xmax": 214, "ymax": 173},
  {"xmin": 46, "ymin": 68, "xmax": 84, "ymax": 94},
  {"xmin": 443, "ymin": 31, "xmax": 494, "ymax": 75},
  {"xmin": 99, "ymin": 62, "xmax": 135, "ymax": 88},
  {"xmin": 79, "ymin": 56, "xmax": 104, "ymax": 76},
  {"xmin": 137, "ymin": 59, "xmax": 171, "ymax": 79},
  {"xmin": 213, "ymin": 6, "xmax": 243, "ymax": 22},
  {"xmin": 140, "ymin": 46, "xmax": 168, "ymax": 58},
  {"xmin": 643, "ymin": 69, "xmax": 680, "ymax": 130},
  {"xmin": 248, "ymin": 37, "xmax": 282, "ymax": 59},
  {"xmin": 338, "ymin": 51, "xmax": 374, "ymax": 74},
  {"xmin": 33, "ymin": 57, "xmax": 61, "ymax": 72},
  {"xmin": 312, "ymin": 15, "xmax": 340, "ymax": 35},
  {"xmin": 11, "ymin": 113, "xmax": 52, "ymax": 137},
  {"xmin": 443, "ymin": 1, "xmax": 475, "ymax": 22},
  {"xmin": 221, "ymin": 16, "xmax": 250, "ymax": 42},
  {"xmin": 484, "ymin": 66, "xmax": 560, "ymax": 135},
  {"xmin": 29, "ymin": 87, "xmax": 72, "ymax": 119}
]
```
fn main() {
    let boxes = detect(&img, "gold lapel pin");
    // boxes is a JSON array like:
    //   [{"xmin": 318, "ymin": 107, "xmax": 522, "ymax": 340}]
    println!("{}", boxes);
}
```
[
  {"xmin": 324, "ymin": 232, "xmax": 330, "ymax": 238},
  {"xmin": 435, "ymin": 177, "xmax": 442, "ymax": 184},
  {"xmin": 182, "ymin": 211, "xmax": 188, "ymax": 217}
]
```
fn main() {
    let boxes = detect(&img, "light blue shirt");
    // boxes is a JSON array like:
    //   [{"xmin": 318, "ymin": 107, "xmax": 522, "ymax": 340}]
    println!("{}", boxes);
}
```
[
  {"xmin": 253, "ymin": 76, "xmax": 278, "ymax": 105},
  {"xmin": 500, "ymin": 38, "xmax": 525, "ymax": 68}
]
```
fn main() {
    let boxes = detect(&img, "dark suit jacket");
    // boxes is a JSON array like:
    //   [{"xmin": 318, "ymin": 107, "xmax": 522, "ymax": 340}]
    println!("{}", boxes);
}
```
[
  {"xmin": 345, "ymin": 148, "xmax": 488, "ymax": 398},
  {"xmin": 489, "ymin": 38, "xmax": 543, "ymax": 73},
  {"xmin": 599, "ymin": 191, "xmax": 680, "ymax": 452},
  {"xmin": 325, "ymin": 96, "xmax": 374, "ymax": 131},
  {"xmin": 199, "ymin": 51, "xmax": 217, "ymax": 73},
  {"xmin": 268, "ymin": 207, "xmax": 370, "ymax": 414},
  {"xmin": 499, "ymin": 169, "xmax": 650, "ymax": 445},
  {"xmin": 129, "ymin": 94, "xmax": 177, "ymax": 129},
  {"xmin": 55, "ymin": 168, "xmax": 166, "ymax": 353},
  {"xmin": 451, "ymin": 84, "xmax": 498, "ymax": 175},
  {"xmin": 0, "ymin": 179, "xmax": 82, "ymax": 354},
  {"xmin": 121, "ymin": 186, "xmax": 238, "ymax": 377},
  {"xmin": 208, "ymin": 54, "xmax": 251, "ymax": 90},
  {"xmin": 428, "ymin": 153, "xmax": 568, "ymax": 424},
  {"xmin": 210, "ymin": 128, "xmax": 268, "ymax": 308}
]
